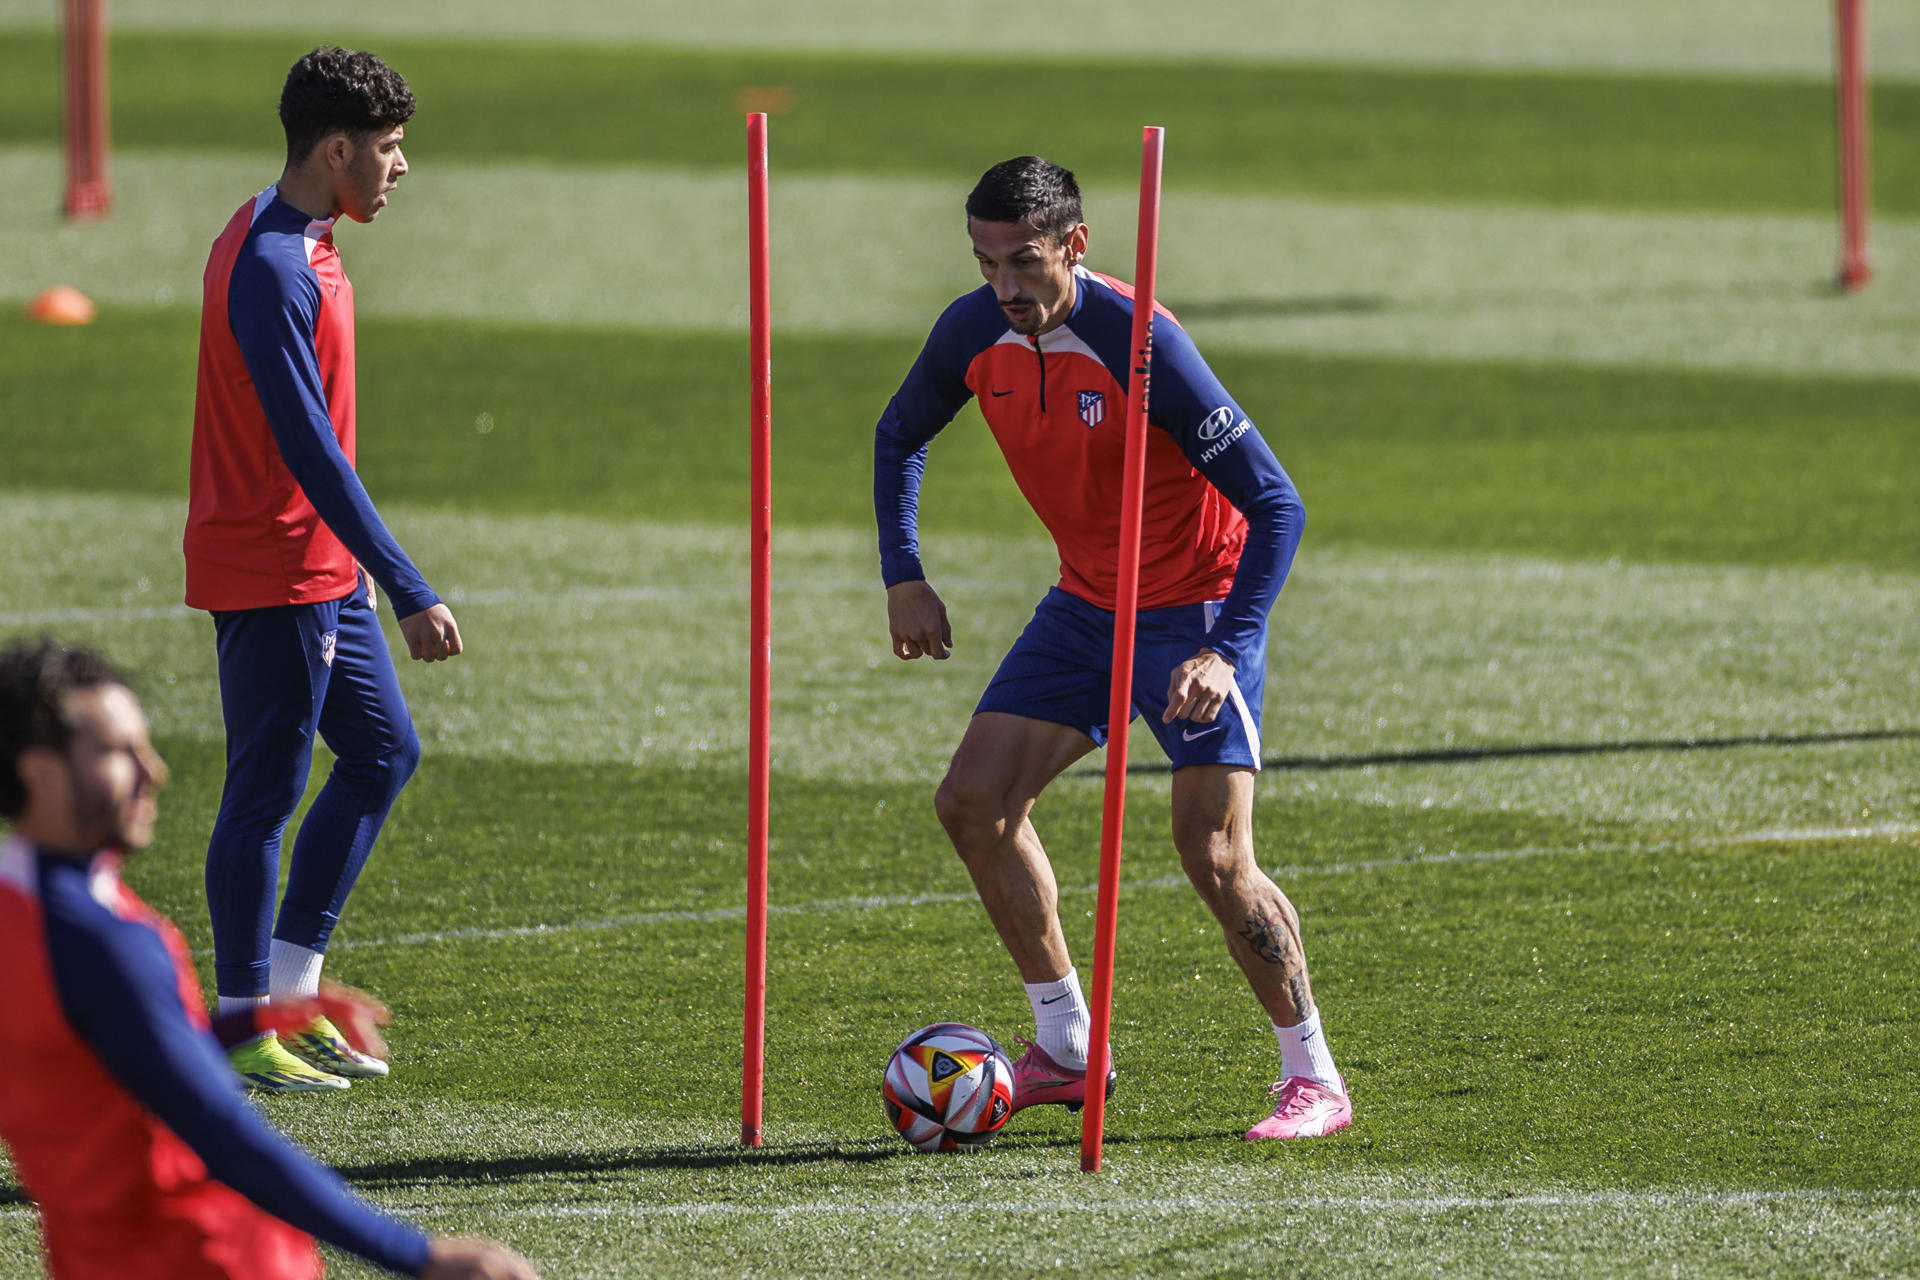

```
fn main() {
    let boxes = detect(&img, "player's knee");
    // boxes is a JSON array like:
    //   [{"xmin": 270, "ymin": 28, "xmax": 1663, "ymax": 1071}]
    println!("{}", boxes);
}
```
[
  {"xmin": 934, "ymin": 773, "xmax": 1010, "ymax": 847},
  {"xmin": 390, "ymin": 723, "xmax": 422, "ymax": 786},
  {"xmin": 335, "ymin": 724, "xmax": 420, "ymax": 805},
  {"xmin": 1174, "ymin": 824, "xmax": 1242, "ymax": 902},
  {"xmin": 1179, "ymin": 845, "xmax": 1236, "ymax": 905}
]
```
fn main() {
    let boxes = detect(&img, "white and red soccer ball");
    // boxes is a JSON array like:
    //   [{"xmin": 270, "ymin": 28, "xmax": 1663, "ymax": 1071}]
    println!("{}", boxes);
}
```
[{"xmin": 882, "ymin": 1022, "xmax": 1014, "ymax": 1152}]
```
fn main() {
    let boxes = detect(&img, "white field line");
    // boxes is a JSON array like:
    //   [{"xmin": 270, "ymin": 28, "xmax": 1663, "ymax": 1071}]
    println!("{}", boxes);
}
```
[
  {"xmin": 320, "ymin": 823, "xmax": 1919, "ymax": 954},
  {"xmin": 7, "ymin": 1187, "xmax": 1914, "ymax": 1226},
  {"xmin": 434, "ymin": 1186, "xmax": 1920, "ymax": 1222},
  {"xmin": 0, "ymin": 579, "xmax": 935, "ymax": 628}
]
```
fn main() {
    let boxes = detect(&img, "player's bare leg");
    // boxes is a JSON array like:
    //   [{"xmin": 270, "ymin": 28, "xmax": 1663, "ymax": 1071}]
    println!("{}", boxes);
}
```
[
  {"xmin": 934, "ymin": 712, "xmax": 1094, "ymax": 982},
  {"xmin": 935, "ymin": 711, "xmax": 1110, "ymax": 1111},
  {"xmin": 1170, "ymin": 765, "xmax": 1313, "ymax": 1024},
  {"xmin": 1170, "ymin": 764, "xmax": 1351, "ymax": 1138}
]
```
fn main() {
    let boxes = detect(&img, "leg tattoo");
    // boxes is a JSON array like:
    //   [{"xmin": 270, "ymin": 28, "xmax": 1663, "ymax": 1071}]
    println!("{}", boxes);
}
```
[{"xmin": 1237, "ymin": 909, "xmax": 1295, "ymax": 966}]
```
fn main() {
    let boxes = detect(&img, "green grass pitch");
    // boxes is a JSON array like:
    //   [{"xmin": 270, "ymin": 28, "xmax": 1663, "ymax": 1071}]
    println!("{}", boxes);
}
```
[{"xmin": 2, "ymin": 6, "xmax": 1919, "ymax": 1277}]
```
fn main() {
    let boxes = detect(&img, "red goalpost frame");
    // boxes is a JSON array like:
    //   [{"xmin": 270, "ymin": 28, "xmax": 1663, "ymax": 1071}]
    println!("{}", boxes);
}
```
[
  {"xmin": 1081, "ymin": 125, "xmax": 1165, "ymax": 1174},
  {"xmin": 1834, "ymin": 0, "xmax": 1872, "ymax": 291},
  {"xmin": 742, "ymin": 112, "xmax": 773, "ymax": 1148},
  {"xmin": 61, "ymin": 0, "xmax": 111, "ymax": 219}
]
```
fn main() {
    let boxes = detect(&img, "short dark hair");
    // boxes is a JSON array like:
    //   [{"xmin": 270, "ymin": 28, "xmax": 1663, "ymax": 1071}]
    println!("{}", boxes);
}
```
[
  {"xmin": 0, "ymin": 639, "xmax": 126, "ymax": 820},
  {"xmin": 965, "ymin": 157, "xmax": 1082, "ymax": 244},
  {"xmin": 279, "ymin": 46, "xmax": 416, "ymax": 165}
]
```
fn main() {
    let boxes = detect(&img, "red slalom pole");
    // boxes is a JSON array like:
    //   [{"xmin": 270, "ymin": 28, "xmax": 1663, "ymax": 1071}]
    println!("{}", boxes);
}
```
[
  {"xmin": 1081, "ymin": 125, "xmax": 1164, "ymax": 1174},
  {"xmin": 61, "ymin": 0, "xmax": 111, "ymax": 219},
  {"xmin": 1834, "ymin": 0, "xmax": 1872, "ymax": 291},
  {"xmin": 742, "ymin": 111, "xmax": 773, "ymax": 1148}
]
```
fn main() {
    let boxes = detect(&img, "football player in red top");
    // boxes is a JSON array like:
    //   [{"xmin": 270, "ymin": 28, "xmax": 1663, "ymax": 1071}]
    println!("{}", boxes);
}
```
[
  {"xmin": 183, "ymin": 48, "xmax": 461, "ymax": 1091},
  {"xmin": 0, "ymin": 638, "xmax": 537, "ymax": 1279},
  {"xmin": 874, "ymin": 157, "xmax": 1352, "ymax": 1141}
]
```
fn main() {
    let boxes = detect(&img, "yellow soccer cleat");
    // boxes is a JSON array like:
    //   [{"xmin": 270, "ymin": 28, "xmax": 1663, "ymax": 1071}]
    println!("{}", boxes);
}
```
[{"xmin": 229, "ymin": 1034, "xmax": 351, "ymax": 1093}]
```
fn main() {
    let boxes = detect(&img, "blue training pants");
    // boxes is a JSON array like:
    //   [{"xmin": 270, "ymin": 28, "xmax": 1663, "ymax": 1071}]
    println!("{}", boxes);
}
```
[{"xmin": 204, "ymin": 580, "xmax": 420, "ymax": 999}]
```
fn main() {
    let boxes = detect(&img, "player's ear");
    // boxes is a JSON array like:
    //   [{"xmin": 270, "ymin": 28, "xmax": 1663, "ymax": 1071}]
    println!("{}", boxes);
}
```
[
  {"xmin": 15, "ymin": 746, "xmax": 64, "ymax": 798},
  {"xmin": 322, "ymin": 133, "xmax": 354, "ymax": 173},
  {"xmin": 1067, "ymin": 224, "xmax": 1089, "ymax": 263}
]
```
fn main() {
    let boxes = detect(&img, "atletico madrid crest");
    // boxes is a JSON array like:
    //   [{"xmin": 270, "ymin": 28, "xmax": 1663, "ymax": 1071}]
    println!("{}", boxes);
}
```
[{"xmin": 1078, "ymin": 390, "xmax": 1106, "ymax": 428}]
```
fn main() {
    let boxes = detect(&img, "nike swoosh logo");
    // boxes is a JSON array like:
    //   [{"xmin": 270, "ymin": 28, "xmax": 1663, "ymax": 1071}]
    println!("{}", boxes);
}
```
[
  {"xmin": 991, "ymin": 389, "xmax": 1014, "ymax": 397},
  {"xmin": 1040, "ymin": 994, "xmax": 1069, "ymax": 1005},
  {"xmin": 1181, "ymin": 725, "xmax": 1224, "ymax": 742}
]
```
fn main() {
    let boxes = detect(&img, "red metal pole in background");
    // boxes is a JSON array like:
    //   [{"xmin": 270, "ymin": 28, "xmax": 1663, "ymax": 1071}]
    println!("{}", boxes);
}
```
[
  {"xmin": 1835, "ymin": 0, "xmax": 1871, "ymax": 291},
  {"xmin": 742, "ymin": 111, "xmax": 773, "ymax": 1147},
  {"xmin": 61, "ymin": 0, "xmax": 112, "ymax": 219},
  {"xmin": 1081, "ymin": 125, "xmax": 1165, "ymax": 1174}
]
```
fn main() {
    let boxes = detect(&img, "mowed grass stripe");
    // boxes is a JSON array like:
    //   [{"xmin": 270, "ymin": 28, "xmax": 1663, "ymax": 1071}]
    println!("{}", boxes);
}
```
[
  {"xmin": 5, "ymin": 306, "xmax": 1919, "ymax": 569},
  {"xmin": 2, "ymin": 30, "xmax": 1916, "ymax": 214},
  {"xmin": 15, "ymin": 0, "xmax": 1920, "ymax": 77},
  {"xmin": 6, "ymin": 149, "xmax": 1917, "ymax": 379},
  {"xmin": 5, "ymin": 494, "xmax": 1916, "ymax": 834}
]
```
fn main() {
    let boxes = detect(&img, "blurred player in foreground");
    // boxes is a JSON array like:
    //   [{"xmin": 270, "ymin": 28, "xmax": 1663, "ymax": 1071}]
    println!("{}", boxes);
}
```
[
  {"xmin": 0, "ymin": 638, "xmax": 538, "ymax": 1279},
  {"xmin": 874, "ymin": 157, "xmax": 1351, "ymax": 1140},
  {"xmin": 184, "ymin": 46, "xmax": 461, "ymax": 1091}
]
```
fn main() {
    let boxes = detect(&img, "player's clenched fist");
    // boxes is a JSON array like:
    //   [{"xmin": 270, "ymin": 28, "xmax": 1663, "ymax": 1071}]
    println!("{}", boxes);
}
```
[{"xmin": 887, "ymin": 579, "xmax": 952, "ymax": 660}]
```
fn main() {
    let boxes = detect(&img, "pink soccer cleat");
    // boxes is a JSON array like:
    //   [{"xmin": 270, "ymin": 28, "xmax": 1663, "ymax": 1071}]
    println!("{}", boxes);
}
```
[
  {"xmin": 1009, "ymin": 1038, "xmax": 1117, "ymax": 1114},
  {"xmin": 1245, "ymin": 1075, "xmax": 1352, "ymax": 1140}
]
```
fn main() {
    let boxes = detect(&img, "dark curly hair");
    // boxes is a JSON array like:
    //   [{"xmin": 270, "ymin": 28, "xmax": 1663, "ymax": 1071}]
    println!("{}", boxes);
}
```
[
  {"xmin": 965, "ymin": 157, "xmax": 1083, "ymax": 245},
  {"xmin": 279, "ymin": 46, "xmax": 416, "ymax": 165},
  {"xmin": 0, "ymin": 638, "xmax": 127, "ymax": 820}
]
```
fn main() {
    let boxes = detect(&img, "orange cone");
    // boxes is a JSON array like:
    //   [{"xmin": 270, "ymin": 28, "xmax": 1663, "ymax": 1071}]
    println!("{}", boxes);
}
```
[{"xmin": 25, "ymin": 286, "xmax": 97, "ymax": 325}]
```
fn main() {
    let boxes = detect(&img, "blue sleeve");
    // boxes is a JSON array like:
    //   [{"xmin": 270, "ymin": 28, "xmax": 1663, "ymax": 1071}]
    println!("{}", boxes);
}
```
[
  {"xmin": 41, "ymin": 871, "xmax": 432, "ymax": 1277},
  {"xmin": 1147, "ymin": 321, "xmax": 1305, "ymax": 671},
  {"xmin": 228, "ymin": 247, "xmax": 440, "ymax": 618},
  {"xmin": 874, "ymin": 302, "xmax": 979, "ymax": 587}
]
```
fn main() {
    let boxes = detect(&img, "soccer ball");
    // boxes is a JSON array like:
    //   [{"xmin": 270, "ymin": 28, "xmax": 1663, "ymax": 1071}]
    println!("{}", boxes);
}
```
[{"xmin": 882, "ymin": 1022, "xmax": 1014, "ymax": 1152}]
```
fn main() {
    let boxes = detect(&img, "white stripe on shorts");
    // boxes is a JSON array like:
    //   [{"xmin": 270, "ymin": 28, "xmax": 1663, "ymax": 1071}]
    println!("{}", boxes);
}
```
[{"xmin": 1200, "ymin": 600, "xmax": 1261, "ymax": 766}]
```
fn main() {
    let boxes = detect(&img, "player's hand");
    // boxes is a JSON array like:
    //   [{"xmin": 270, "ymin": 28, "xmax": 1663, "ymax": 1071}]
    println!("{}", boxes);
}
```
[
  {"xmin": 400, "ymin": 603, "xmax": 463, "ymax": 662},
  {"xmin": 362, "ymin": 568, "xmax": 379, "ymax": 611},
  {"xmin": 419, "ymin": 1236, "xmax": 541, "ymax": 1280},
  {"xmin": 887, "ymin": 580, "xmax": 952, "ymax": 660},
  {"xmin": 316, "ymin": 979, "xmax": 392, "ymax": 1061},
  {"xmin": 254, "ymin": 980, "xmax": 392, "ymax": 1061},
  {"xmin": 1163, "ymin": 648, "xmax": 1235, "ymax": 724}
]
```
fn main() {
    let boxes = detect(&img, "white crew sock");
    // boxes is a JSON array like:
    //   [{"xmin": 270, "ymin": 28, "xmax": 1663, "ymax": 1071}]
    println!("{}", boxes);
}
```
[
  {"xmin": 1025, "ymin": 968, "xmax": 1090, "ymax": 1070},
  {"xmin": 268, "ymin": 940, "xmax": 325, "ymax": 1002},
  {"xmin": 1274, "ymin": 1008, "xmax": 1343, "ymax": 1092}
]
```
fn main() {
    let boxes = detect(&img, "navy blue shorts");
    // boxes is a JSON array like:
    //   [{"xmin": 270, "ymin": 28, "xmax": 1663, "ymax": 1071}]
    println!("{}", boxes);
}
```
[{"xmin": 976, "ymin": 587, "xmax": 1266, "ymax": 770}]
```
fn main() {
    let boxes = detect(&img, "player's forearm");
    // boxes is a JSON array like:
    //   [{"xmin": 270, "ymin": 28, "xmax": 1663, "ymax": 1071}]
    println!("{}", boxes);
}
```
[
  {"xmin": 874, "ymin": 418, "xmax": 931, "ymax": 586},
  {"xmin": 1210, "ymin": 483, "xmax": 1304, "ymax": 669},
  {"xmin": 267, "ymin": 414, "xmax": 440, "ymax": 616}
]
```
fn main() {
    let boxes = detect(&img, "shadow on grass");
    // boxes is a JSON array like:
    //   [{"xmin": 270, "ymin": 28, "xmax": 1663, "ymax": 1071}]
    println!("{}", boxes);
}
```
[
  {"xmin": 335, "ymin": 1126, "xmax": 1248, "ymax": 1188},
  {"xmin": 1173, "ymin": 277, "xmax": 1840, "ymax": 322},
  {"xmin": 1114, "ymin": 725, "xmax": 1920, "ymax": 778},
  {"xmin": 1174, "ymin": 294, "xmax": 1389, "ymax": 319},
  {"xmin": 0, "ymin": 1183, "xmax": 23, "ymax": 1207}
]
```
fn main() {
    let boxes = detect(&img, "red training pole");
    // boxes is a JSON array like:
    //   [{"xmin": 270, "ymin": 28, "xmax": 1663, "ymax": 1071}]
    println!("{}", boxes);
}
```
[
  {"xmin": 1081, "ymin": 125, "xmax": 1164, "ymax": 1174},
  {"xmin": 1835, "ymin": 0, "xmax": 1871, "ymax": 291},
  {"xmin": 61, "ymin": 0, "xmax": 112, "ymax": 219},
  {"xmin": 742, "ymin": 111, "xmax": 773, "ymax": 1148}
]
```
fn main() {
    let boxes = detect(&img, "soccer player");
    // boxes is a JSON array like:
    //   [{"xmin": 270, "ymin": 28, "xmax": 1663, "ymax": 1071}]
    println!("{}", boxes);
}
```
[
  {"xmin": 874, "ymin": 157, "xmax": 1351, "ymax": 1141},
  {"xmin": 184, "ymin": 47, "xmax": 461, "ymax": 1091},
  {"xmin": 0, "ymin": 638, "xmax": 539, "ymax": 1279}
]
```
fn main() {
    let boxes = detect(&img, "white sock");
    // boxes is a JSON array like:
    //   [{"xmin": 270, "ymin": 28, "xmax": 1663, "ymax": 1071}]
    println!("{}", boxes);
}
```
[
  {"xmin": 268, "ymin": 940, "xmax": 325, "ymax": 1002},
  {"xmin": 1274, "ymin": 1008, "xmax": 1343, "ymax": 1092},
  {"xmin": 218, "ymin": 994, "xmax": 267, "ymax": 1019},
  {"xmin": 1025, "ymin": 968, "xmax": 1090, "ymax": 1070}
]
